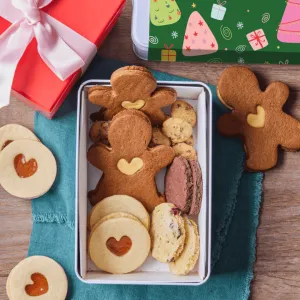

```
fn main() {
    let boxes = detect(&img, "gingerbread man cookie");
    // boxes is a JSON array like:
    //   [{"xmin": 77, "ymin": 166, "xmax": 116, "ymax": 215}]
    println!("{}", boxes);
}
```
[
  {"xmin": 88, "ymin": 66, "xmax": 177, "ymax": 125},
  {"xmin": 217, "ymin": 66, "xmax": 300, "ymax": 171},
  {"xmin": 87, "ymin": 110, "xmax": 175, "ymax": 212}
]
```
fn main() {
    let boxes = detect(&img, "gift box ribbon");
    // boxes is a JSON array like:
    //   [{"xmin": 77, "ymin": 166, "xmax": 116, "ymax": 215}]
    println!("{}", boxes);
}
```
[
  {"xmin": 248, "ymin": 30, "xmax": 266, "ymax": 48},
  {"xmin": 0, "ymin": 0, "xmax": 97, "ymax": 109},
  {"xmin": 217, "ymin": 0, "xmax": 227, "ymax": 6}
]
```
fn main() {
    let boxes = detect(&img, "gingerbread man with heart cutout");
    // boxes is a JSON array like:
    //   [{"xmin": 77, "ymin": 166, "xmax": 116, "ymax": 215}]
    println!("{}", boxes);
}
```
[
  {"xmin": 88, "ymin": 66, "xmax": 177, "ymax": 125},
  {"xmin": 87, "ymin": 110, "xmax": 175, "ymax": 212},
  {"xmin": 217, "ymin": 66, "xmax": 300, "ymax": 171}
]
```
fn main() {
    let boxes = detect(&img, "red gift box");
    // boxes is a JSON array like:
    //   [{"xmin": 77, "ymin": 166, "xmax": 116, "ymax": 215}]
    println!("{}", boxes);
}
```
[{"xmin": 0, "ymin": 0, "xmax": 125, "ymax": 118}]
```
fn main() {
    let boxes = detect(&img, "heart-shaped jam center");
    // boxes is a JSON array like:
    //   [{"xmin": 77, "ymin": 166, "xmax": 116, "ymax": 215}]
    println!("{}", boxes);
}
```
[
  {"xmin": 14, "ymin": 154, "xmax": 38, "ymax": 178},
  {"xmin": 1, "ymin": 140, "xmax": 13, "ymax": 151},
  {"xmin": 106, "ymin": 236, "xmax": 132, "ymax": 256},
  {"xmin": 25, "ymin": 273, "xmax": 48, "ymax": 296}
]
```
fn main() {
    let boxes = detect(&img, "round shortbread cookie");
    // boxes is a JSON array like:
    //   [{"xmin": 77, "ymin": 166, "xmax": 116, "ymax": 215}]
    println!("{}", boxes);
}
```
[
  {"xmin": 169, "ymin": 217, "xmax": 200, "ymax": 275},
  {"xmin": 88, "ymin": 195, "xmax": 150, "ymax": 230},
  {"xmin": 0, "ymin": 140, "xmax": 57, "ymax": 199},
  {"xmin": 151, "ymin": 203, "xmax": 186, "ymax": 263},
  {"xmin": 92, "ymin": 212, "xmax": 140, "ymax": 228},
  {"xmin": 89, "ymin": 216, "xmax": 150, "ymax": 274},
  {"xmin": 162, "ymin": 117, "xmax": 193, "ymax": 144},
  {"xmin": 0, "ymin": 124, "xmax": 39, "ymax": 152},
  {"xmin": 6, "ymin": 256, "xmax": 68, "ymax": 300},
  {"xmin": 171, "ymin": 100, "xmax": 197, "ymax": 127}
]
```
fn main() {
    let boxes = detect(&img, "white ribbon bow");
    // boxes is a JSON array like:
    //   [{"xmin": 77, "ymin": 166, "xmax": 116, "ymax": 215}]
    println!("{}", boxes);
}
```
[{"xmin": 0, "ymin": 0, "xmax": 97, "ymax": 108}]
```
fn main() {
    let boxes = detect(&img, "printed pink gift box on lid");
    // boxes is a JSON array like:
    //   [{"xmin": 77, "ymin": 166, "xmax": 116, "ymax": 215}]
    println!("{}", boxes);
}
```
[{"xmin": 0, "ymin": 0, "xmax": 126, "ymax": 118}]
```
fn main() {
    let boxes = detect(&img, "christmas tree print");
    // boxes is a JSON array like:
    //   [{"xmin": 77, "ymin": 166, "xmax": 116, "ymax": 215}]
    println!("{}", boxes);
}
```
[
  {"xmin": 182, "ymin": 11, "xmax": 218, "ymax": 56},
  {"xmin": 278, "ymin": 0, "xmax": 300, "ymax": 43},
  {"xmin": 150, "ymin": 0, "xmax": 181, "ymax": 26}
]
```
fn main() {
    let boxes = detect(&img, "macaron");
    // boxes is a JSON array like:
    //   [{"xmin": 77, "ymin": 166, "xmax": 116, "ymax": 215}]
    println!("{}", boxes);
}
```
[
  {"xmin": 189, "ymin": 160, "xmax": 203, "ymax": 215},
  {"xmin": 165, "ymin": 157, "xmax": 203, "ymax": 215}
]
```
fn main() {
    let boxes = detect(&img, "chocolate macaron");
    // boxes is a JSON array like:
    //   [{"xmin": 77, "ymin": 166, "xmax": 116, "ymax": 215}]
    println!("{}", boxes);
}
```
[{"xmin": 165, "ymin": 157, "xmax": 202, "ymax": 216}]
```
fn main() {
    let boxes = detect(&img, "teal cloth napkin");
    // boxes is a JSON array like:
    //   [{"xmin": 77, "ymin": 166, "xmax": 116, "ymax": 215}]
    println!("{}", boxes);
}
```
[{"xmin": 29, "ymin": 56, "xmax": 263, "ymax": 300}]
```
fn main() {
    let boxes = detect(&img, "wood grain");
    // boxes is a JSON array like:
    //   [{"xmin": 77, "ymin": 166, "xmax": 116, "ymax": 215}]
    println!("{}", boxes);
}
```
[{"xmin": 1, "ymin": 2, "xmax": 300, "ymax": 299}]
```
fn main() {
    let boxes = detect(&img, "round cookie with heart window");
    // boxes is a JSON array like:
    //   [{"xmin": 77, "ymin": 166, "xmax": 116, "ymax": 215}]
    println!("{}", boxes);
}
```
[
  {"xmin": 6, "ymin": 256, "xmax": 67, "ymax": 300},
  {"xmin": 89, "ymin": 213, "xmax": 150, "ymax": 274},
  {"xmin": 88, "ymin": 195, "xmax": 150, "ymax": 230},
  {"xmin": 0, "ymin": 140, "xmax": 57, "ymax": 199},
  {"xmin": 0, "ymin": 124, "xmax": 39, "ymax": 152}
]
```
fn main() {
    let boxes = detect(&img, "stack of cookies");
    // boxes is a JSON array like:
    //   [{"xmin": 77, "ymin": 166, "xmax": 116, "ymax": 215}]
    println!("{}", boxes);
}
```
[
  {"xmin": 86, "ymin": 65, "xmax": 203, "ymax": 276},
  {"xmin": 151, "ymin": 203, "xmax": 200, "ymax": 275}
]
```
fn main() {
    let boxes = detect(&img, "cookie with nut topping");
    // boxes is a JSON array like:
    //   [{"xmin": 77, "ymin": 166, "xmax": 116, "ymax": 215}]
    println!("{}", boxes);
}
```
[{"xmin": 151, "ymin": 203, "xmax": 186, "ymax": 263}]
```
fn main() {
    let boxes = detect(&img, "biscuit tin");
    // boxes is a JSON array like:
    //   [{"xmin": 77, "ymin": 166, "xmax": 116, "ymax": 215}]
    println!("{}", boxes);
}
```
[
  {"xmin": 75, "ymin": 80, "xmax": 212, "ymax": 285},
  {"xmin": 132, "ymin": 0, "xmax": 300, "ymax": 65}
]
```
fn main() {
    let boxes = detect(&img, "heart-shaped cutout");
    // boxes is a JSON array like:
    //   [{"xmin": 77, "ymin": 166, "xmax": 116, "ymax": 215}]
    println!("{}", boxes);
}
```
[
  {"xmin": 25, "ymin": 273, "xmax": 49, "ymax": 296},
  {"xmin": 247, "ymin": 106, "xmax": 265, "ymax": 128},
  {"xmin": 121, "ymin": 100, "xmax": 145, "ymax": 110},
  {"xmin": 106, "ymin": 236, "xmax": 132, "ymax": 256},
  {"xmin": 117, "ymin": 157, "xmax": 144, "ymax": 175},
  {"xmin": 1, "ymin": 140, "xmax": 13, "ymax": 151},
  {"xmin": 14, "ymin": 154, "xmax": 38, "ymax": 178}
]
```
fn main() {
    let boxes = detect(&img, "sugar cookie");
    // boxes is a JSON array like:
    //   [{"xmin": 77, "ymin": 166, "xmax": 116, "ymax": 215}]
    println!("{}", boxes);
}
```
[
  {"xmin": 151, "ymin": 203, "xmax": 185, "ymax": 263},
  {"xmin": 169, "ymin": 217, "xmax": 200, "ymax": 275},
  {"xmin": 0, "ymin": 124, "xmax": 39, "ymax": 152},
  {"xmin": 6, "ymin": 256, "xmax": 67, "ymax": 300},
  {"xmin": 89, "ymin": 215, "xmax": 150, "ymax": 274},
  {"xmin": 0, "ymin": 140, "xmax": 57, "ymax": 199},
  {"xmin": 88, "ymin": 195, "xmax": 150, "ymax": 230}
]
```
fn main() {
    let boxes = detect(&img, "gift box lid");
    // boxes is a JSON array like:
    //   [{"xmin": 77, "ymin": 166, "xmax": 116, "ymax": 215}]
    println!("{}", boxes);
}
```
[
  {"xmin": 0, "ymin": 0, "xmax": 126, "ymax": 117},
  {"xmin": 132, "ymin": 0, "xmax": 300, "ymax": 65}
]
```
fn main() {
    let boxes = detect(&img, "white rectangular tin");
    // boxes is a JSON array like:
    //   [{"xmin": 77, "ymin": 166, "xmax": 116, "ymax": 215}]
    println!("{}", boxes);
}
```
[{"xmin": 75, "ymin": 80, "xmax": 212, "ymax": 285}]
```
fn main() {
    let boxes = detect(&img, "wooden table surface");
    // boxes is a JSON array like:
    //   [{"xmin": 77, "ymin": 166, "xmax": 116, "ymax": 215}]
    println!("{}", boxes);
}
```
[{"xmin": 1, "ymin": 2, "xmax": 300, "ymax": 299}]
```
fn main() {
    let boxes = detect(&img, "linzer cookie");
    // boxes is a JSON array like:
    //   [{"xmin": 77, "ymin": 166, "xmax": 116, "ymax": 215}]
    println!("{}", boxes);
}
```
[
  {"xmin": 165, "ymin": 157, "xmax": 202, "ymax": 215},
  {"xmin": 0, "ymin": 124, "xmax": 39, "ymax": 151},
  {"xmin": 87, "ymin": 110, "xmax": 175, "ymax": 212},
  {"xmin": 217, "ymin": 66, "xmax": 300, "ymax": 171},
  {"xmin": 88, "ymin": 66, "xmax": 176, "ymax": 125},
  {"xmin": 6, "ymin": 256, "xmax": 67, "ymax": 300},
  {"xmin": 89, "ymin": 213, "xmax": 150, "ymax": 274},
  {"xmin": 88, "ymin": 195, "xmax": 150, "ymax": 230},
  {"xmin": 151, "ymin": 203, "xmax": 185, "ymax": 263},
  {"xmin": 0, "ymin": 140, "xmax": 57, "ymax": 199}
]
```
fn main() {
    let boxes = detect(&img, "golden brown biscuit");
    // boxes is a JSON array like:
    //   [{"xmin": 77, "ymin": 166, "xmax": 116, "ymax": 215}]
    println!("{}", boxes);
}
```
[
  {"xmin": 151, "ymin": 127, "xmax": 171, "ymax": 146},
  {"xmin": 87, "ymin": 110, "xmax": 175, "ymax": 212},
  {"xmin": 217, "ymin": 66, "xmax": 300, "ymax": 171},
  {"xmin": 88, "ymin": 66, "xmax": 177, "ymax": 125},
  {"xmin": 173, "ymin": 143, "xmax": 197, "ymax": 160},
  {"xmin": 89, "ymin": 121, "xmax": 110, "ymax": 144},
  {"xmin": 171, "ymin": 100, "xmax": 197, "ymax": 127},
  {"xmin": 162, "ymin": 117, "xmax": 193, "ymax": 144}
]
